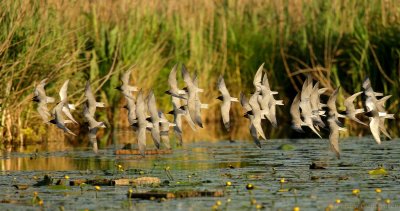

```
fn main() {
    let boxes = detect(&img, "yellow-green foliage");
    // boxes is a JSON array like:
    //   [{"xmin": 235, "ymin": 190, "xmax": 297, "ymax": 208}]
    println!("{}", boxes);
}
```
[{"xmin": 0, "ymin": 0, "xmax": 399, "ymax": 142}]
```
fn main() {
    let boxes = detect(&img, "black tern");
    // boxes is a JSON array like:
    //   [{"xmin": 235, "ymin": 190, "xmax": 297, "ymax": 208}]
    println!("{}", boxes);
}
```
[
  {"xmin": 165, "ymin": 64, "xmax": 186, "ymax": 99},
  {"xmin": 49, "ymin": 101, "xmax": 76, "ymax": 136},
  {"xmin": 84, "ymin": 81, "xmax": 105, "ymax": 116},
  {"xmin": 59, "ymin": 80, "xmax": 78, "ymax": 124},
  {"xmin": 344, "ymin": 91, "xmax": 367, "ymax": 126},
  {"xmin": 290, "ymin": 92, "xmax": 305, "ymax": 133},
  {"xmin": 116, "ymin": 69, "xmax": 138, "ymax": 95},
  {"xmin": 217, "ymin": 75, "xmax": 238, "ymax": 131},
  {"xmin": 147, "ymin": 90, "xmax": 161, "ymax": 149},
  {"xmin": 240, "ymin": 92, "xmax": 261, "ymax": 148},
  {"xmin": 327, "ymin": 116, "xmax": 346, "ymax": 159},
  {"xmin": 135, "ymin": 89, "xmax": 149, "ymax": 156},
  {"xmin": 33, "ymin": 78, "xmax": 54, "ymax": 123}
]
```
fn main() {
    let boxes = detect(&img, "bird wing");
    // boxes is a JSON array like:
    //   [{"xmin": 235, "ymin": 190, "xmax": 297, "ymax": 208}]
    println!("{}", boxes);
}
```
[
  {"xmin": 181, "ymin": 64, "xmax": 193, "ymax": 87},
  {"xmin": 240, "ymin": 92, "xmax": 252, "ymax": 112},
  {"xmin": 217, "ymin": 76, "xmax": 230, "ymax": 98},
  {"xmin": 62, "ymin": 106, "xmax": 78, "ymax": 124},
  {"xmin": 327, "ymin": 87, "xmax": 339, "ymax": 113},
  {"xmin": 121, "ymin": 69, "xmax": 132, "ymax": 85},
  {"xmin": 221, "ymin": 100, "xmax": 231, "ymax": 131},
  {"xmin": 262, "ymin": 71, "xmax": 271, "ymax": 91},
  {"xmin": 137, "ymin": 126, "xmax": 147, "ymax": 156},
  {"xmin": 37, "ymin": 102, "xmax": 50, "ymax": 122},
  {"xmin": 328, "ymin": 121, "xmax": 340, "ymax": 159},
  {"xmin": 290, "ymin": 92, "xmax": 302, "ymax": 123},
  {"xmin": 59, "ymin": 80, "xmax": 70, "ymax": 102},
  {"xmin": 369, "ymin": 117, "xmax": 381, "ymax": 144},
  {"xmin": 168, "ymin": 64, "xmax": 179, "ymax": 91},
  {"xmin": 147, "ymin": 90, "xmax": 159, "ymax": 118},
  {"xmin": 253, "ymin": 63, "xmax": 264, "ymax": 89}
]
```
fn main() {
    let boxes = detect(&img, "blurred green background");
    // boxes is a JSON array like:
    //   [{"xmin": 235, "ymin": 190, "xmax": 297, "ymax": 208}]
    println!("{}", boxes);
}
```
[{"xmin": 0, "ymin": 0, "xmax": 399, "ymax": 144}]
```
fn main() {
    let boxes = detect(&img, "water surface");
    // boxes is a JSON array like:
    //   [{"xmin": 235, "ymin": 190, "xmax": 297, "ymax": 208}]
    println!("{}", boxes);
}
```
[{"xmin": 0, "ymin": 136, "xmax": 399, "ymax": 210}]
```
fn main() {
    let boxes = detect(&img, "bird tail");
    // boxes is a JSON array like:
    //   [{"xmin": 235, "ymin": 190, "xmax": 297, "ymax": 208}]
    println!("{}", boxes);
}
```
[
  {"xmin": 309, "ymin": 125, "xmax": 322, "ymax": 139},
  {"xmin": 355, "ymin": 108, "xmax": 364, "ymax": 114},
  {"xmin": 96, "ymin": 102, "xmax": 105, "ymax": 107},
  {"xmin": 46, "ymin": 97, "xmax": 55, "ymax": 103},
  {"xmin": 201, "ymin": 104, "xmax": 209, "ymax": 109},
  {"xmin": 66, "ymin": 129, "xmax": 76, "ymax": 136},
  {"xmin": 385, "ymin": 114, "xmax": 395, "ymax": 119},
  {"xmin": 275, "ymin": 100, "xmax": 284, "ymax": 105},
  {"xmin": 230, "ymin": 97, "xmax": 239, "ymax": 102},
  {"xmin": 68, "ymin": 104, "xmax": 76, "ymax": 110},
  {"xmin": 128, "ymin": 85, "xmax": 139, "ymax": 92}
]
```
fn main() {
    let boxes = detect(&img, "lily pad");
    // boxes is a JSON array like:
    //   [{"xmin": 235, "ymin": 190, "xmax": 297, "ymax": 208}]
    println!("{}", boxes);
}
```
[
  {"xmin": 368, "ymin": 167, "xmax": 388, "ymax": 175},
  {"xmin": 277, "ymin": 144, "xmax": 295, "ymax": 151}
]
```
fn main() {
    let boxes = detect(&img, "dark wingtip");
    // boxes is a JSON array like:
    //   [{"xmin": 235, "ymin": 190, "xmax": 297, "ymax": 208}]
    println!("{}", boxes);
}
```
[
  {"xmin": 224, "ymin": 123, "xmax": 230, "ymax": 132},
  {"xmin": 291, "ymin": 125, "xmax": 305, "ymax": 133}
]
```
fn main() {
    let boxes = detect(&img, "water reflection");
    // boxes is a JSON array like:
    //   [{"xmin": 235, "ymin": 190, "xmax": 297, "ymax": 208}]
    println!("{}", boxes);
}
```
[{"xmin": 0, "ymin": 135, "xmax": 399, "ymax": 210}]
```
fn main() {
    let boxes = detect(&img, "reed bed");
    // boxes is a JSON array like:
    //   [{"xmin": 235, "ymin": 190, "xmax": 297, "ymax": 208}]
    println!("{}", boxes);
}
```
[{"xmin": 0, "ymin": 0, "xmax": 399, "ymax": 143}]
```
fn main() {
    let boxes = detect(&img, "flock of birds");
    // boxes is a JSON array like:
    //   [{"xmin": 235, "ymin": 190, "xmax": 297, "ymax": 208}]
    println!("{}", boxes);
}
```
[{"xmin": 32, "ymin": 63, "xmax": 395, "ymax": 158}]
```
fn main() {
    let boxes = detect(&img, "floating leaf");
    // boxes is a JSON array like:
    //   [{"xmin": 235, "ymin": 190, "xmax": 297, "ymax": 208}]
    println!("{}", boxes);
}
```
[
  {"xmin": 277, "ymin": 144, "xmax": 295, "ymax": 151},
  {"xmin": 368, "ymin": 167, "xmax": 388, "ymax": 175}
]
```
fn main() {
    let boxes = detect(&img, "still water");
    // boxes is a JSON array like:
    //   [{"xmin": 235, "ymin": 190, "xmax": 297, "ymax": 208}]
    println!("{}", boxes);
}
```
[{"xmin": 0, "ymin": 134, "xmax": 399, "ymax": 210}]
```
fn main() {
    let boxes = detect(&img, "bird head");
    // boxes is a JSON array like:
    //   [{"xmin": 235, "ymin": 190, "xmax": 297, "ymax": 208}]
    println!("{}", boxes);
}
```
[{"xmin": 32, "ymin": 96, "xmax": 40, "ymax": 102}]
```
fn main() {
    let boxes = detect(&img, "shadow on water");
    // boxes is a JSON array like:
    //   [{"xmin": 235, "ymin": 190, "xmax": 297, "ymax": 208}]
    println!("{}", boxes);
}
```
[{"xmin": 0, "ymin": 131, "xmax": 399, "ymax": 210}]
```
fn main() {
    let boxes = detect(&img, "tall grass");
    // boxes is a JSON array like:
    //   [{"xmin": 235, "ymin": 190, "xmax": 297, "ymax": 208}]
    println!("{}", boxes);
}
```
[{"xmin": 0, "ymin": 0, "xmax": 399, "ymax": 143}]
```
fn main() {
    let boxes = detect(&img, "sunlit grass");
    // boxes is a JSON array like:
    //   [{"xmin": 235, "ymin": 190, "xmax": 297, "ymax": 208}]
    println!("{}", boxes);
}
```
[{"xmin": 0, "ymin": 0, "xmax": 399, "ymax": 142}]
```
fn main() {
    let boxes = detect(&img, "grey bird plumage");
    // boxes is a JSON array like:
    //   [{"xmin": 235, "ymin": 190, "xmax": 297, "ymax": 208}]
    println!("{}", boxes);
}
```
[
  {"xmin": 123, "ymin": 93, "xmax": 137, "ymax": 126},
  {"xmin": 248, "ymin": 91, "xmax": 267, "ymax": 141},
  {"xmin": 171, "ymin": 97, "xmax": 184, "ymax": 145},
  {"xmin": 362, "ymin": 77, "xmax": 395, "ymax": 144},
  {"xmin": 181, "ymin": 65, "xmax": 204, "ymax": 128},
  {"xmin": 260, "ymin": 70, "xmax": 283, "ymax": 127},
  {"xmin": 33, "ymin": 78, "xmax": 54, "ymax": 123},
  {"xmin": 299, "ymin": 76, "xmax": 322, "ymax": 138},
  {"xmin": 290, "ymin": 92, "xmax": 305, "ymax": 133},
  {"xmin": 327, "ymin": 87, "xmax": 346, "ymax": 122},
  {"xmin": 327, "ymin": 116, "xmax": 346, "ymax": 159},
  {"xmin": 117, "ymin": 69, "xmax": 138, "ymax": 95},
  {"xmin": 147, "ymin": 90, "xmax": 161, "ymax": 149},
  {"xmin": 49, "ymin": 101, "xmax": 76, "ymax": 136},
  {"xmin": 135, "ymin": 90, "xmax": 149, "ymax": 156},
  {"xmin": 299, "ymin": 98, "xmax": 322, "ymax": 138},
  {"xmin": 309, "ymin": 82, "xmax": 326, "ymax": 128},
  {"xmin": 165, "ymin": 64, "xmax": 186, "ymax": 99},
  {"xmin": 217, "ymin": 75, "xmax": 238, "ymax": 131},
  {"xmin": 59, "ymin": 80, "xmax": 78, "ymax": 124},
  {"xmin": 84, "ymin": 81, "xmax": 105, "ymax": 116},
  {"xmin": 240, "ymin": 92, "xmax": 261, "ymax": 148},
  {"xmin": 159, "ymin": 111, "xmax": 175, "ymax": 149},
  {"xmin": 344, "ymin": 91, "xmax": 366, "ymax": 126},
  {"xmin": 83, "ymin": 102, "xmax": 106, "ymax": 153},
  {"xmin": 83, "ymin": 102, "xmax": 106, "ymax": 130}
]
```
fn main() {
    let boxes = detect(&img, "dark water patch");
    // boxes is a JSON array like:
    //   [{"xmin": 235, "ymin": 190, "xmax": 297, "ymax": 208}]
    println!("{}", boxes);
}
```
[{"xmin": 0, "ymin": 138, "xmax": 399, "ymax": 210}]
